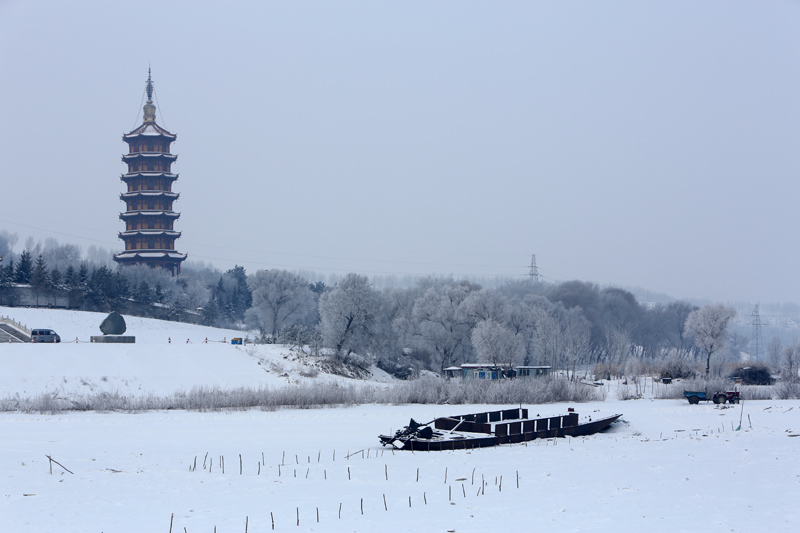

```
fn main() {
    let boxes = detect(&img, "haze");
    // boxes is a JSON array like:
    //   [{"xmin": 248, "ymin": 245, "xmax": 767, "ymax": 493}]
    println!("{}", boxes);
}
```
[{"xmin": 1, "ymin": 1, "xmax": 798, "ymax": 304}]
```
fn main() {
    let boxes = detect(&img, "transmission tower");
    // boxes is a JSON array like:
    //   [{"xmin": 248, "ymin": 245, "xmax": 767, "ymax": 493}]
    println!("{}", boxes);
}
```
[
  {"xmin": 751, "ymin": 305, "xmax": 764, "ymax": 359},
  {"xmin": 528, "ymin": 254, "xmax": 540, "ymax": 283}
]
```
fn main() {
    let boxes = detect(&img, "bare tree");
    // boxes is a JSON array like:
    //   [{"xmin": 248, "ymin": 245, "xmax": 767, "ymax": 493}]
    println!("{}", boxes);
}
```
[
  {"xmin": 471, "ymin": 318, "xmax": 524, "ymax": 371},
  {"xmin": 318, "ymin": 273, "xmax": 378, "ymax": 362},
  {"xmin": 409, "ymin": 281, "xmax": 478, "ymax": 372},
  {"xmin": 684, "ymin": 304, "xmax": 736, "ymax": 378},
  {"xmin": 782, "ymin": 340, "xmax": 800, "ymax": 383},
  {"xmin": 246, "ymin": 269, "xmax": 315, "ymax": 339}
]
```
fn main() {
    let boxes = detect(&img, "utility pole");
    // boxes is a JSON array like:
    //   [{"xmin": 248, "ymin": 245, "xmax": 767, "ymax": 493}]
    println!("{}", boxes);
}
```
[
  {"xmin": 528, "ymin": 254, "xmax": 540, "ymax": 283},
  {"xmin": 751, "ymin": 305, "xmax": 764, "ymax": 360}
]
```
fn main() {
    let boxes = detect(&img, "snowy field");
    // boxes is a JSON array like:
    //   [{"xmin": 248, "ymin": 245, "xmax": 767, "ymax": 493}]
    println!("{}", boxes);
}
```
[{"xmin": 1, "ymin": 307, "xmax": 798, "ymax": 532}]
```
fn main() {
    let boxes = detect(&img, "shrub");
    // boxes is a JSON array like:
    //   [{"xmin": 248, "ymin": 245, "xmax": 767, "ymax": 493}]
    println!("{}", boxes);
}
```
[
  {"xmin": 729, "ymin": 364, "xmax": 774, "ymax": 385},
  {"xmin": 658, "ymin": 358, "xmax": 699, "ymax": 380}
]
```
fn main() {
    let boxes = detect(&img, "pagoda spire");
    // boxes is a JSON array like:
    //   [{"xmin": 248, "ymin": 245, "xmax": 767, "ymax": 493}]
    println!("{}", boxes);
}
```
[{"xmin": 143, "ymin": 68, "xmax": 156, "ymax": 123}]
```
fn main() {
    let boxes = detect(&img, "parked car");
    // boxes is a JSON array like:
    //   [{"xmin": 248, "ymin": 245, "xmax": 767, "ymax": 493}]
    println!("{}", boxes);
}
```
[{"xmin": 31, "ymin": 329, "xmax": 61, "ymax": 343}]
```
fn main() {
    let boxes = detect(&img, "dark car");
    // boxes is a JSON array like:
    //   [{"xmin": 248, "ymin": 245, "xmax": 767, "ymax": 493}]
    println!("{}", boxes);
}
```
[{"xmin": 31, "ymin": 329, "xmax": 61, "ymax": 343}]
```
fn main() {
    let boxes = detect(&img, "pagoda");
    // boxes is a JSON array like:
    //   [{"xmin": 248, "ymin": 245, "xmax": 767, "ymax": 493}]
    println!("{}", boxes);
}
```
[{"xmin": 113, "ymin": 70, "xmax": 187, "ymax": 275}]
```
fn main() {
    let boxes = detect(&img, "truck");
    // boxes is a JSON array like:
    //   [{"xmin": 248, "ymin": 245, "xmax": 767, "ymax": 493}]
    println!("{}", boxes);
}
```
[{"xmin": 684, "ymin": 390, "xmax": 741, "ymax": 404}]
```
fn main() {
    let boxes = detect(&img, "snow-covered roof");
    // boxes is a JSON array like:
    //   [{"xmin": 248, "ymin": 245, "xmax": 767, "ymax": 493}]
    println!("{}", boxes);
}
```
[
  {"xmin": 120, "ymin": 191, "xmax": 179, "ymax": 199},
  {"xmin": 119, "ymin": 211, "xmax": 180, "ymax": 218},
  {"xmin": 118, "ymin": 230, "xmax": 181, "ymax": 238},
  {"xmin": 122, "ymin": 122, "xmax": 176, "ymax": 140},
  {"xmin": 122, "ymin": 152, "xmax": 178, "ymax": 161},
  {"xmin": 113, "ymin": 251, "xmax": 187, "ymax": 260},
  {"xmin": 120, "ymin": 172, "xmax": 178, "ymax": 180}
]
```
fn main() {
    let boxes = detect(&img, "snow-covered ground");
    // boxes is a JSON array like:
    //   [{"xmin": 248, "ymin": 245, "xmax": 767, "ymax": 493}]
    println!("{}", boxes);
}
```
[
  {"xmin": 1, "ymin": 307, "xmax": 798, "ymax": 532},
  {"xmin": 0, "ymin": 306, "xmax": 393, "ymax": 398}
]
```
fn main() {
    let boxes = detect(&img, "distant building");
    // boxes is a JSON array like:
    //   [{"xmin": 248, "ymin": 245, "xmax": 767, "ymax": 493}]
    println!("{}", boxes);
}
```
[
  {"xmin": 113, "ymin": 70, "xmax": 186, "ymax": 275},
  {"xmin": 447, "ymin": 363, "xmax": 551, "ymax": 380}
]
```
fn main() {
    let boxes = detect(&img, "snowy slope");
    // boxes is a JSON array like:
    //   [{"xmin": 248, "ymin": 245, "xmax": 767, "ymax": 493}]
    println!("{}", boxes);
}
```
[{"xmin": 0, "ymin": 306, "xmax": 392, "ymax": 398}]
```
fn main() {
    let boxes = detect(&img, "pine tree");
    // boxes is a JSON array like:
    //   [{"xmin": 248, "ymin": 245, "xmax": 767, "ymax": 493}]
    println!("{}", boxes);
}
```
[
  {"xmin": 14, "ymin": 250, "xmax": 33, "ymax": 284},
  {"xmin": 30, "ymin": 255, "xmax": 50, "ymax": 306}
]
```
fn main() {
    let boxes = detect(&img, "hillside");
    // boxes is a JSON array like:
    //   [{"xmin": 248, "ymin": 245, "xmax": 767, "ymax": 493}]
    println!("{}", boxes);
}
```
[{"xmin": 0, "ymin": 306, "xmax": 393, "ymax": 399}]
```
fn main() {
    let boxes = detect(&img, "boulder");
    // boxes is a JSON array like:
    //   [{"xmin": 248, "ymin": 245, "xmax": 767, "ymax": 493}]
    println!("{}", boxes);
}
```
[{"xmin": 100, "ymin": 311, "xmax": 127, "ymax": 335}]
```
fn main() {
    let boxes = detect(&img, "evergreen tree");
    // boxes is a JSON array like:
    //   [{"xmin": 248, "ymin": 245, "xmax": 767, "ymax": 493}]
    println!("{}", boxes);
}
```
[
  {"xmin": 133, "ymin": 280, "xmax": 155, "ymax": 306},
  {"xmin": 14, "ymin": 250, "xmax": 33, "ymax": 284},
  {"xmin": 29, "ymin": 255, "xmax": 50, "ymax": 306}
]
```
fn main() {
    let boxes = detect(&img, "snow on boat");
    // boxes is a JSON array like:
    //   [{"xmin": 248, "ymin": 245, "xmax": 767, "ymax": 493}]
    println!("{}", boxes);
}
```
[{"xmin": 379, "ymin": 407, "xmax": 622, "ymax": 451}]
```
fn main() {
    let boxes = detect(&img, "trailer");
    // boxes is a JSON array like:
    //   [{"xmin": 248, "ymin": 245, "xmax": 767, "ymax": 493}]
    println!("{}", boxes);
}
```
[{"xmin": 684, "ymin": 390, "xmax": 740, "ymax": 404}]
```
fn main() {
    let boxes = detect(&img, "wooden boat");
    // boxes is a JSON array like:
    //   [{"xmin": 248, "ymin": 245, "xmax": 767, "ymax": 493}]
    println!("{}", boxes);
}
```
[{"xmin": 379, "ymin": 407, "xmax": 622, "ymax": 451}]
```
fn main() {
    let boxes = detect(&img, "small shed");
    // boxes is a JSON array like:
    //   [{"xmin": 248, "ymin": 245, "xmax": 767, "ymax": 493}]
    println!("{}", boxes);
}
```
[
  {"xmin": 444, "ymin": 366, "xmax": 462, "ymax": 379},
  {"xmin": 460, "ymin": 363, "xmax": 512, "ymax": 380},
  {"xmin": 514, "ymin": 365, "xmax": 551, "ymax": 378}
]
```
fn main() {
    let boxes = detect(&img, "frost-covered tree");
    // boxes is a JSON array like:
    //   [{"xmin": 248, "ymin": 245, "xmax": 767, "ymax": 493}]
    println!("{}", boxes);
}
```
[
  {"xmin": 781, "ymin": 341, "xmax": 800, "ymax": 382},
  {"xmin": 461, "ymin": 288, "xmax": 509, "ymax": 324},
  {"xmin": 0, "ymin": 230, "xmax": 18, "ymax": 259},
  {"xmin": 685, "ymin": 304, "xmax": 736, "ymax": 378},
  {"xmin": 410, "ymin": 281, "xmax": 479, "ymax": 372},
  {"xmin": 318, "ymin": 273, "xmax": 379, "ymax": 362},
  {"xmin": 245, "ymin": 269, "xmax": 316, "ymax": 339},
  {"xmin": 471, "ymin": 318, "xmax": 524, "ymax": 371}
]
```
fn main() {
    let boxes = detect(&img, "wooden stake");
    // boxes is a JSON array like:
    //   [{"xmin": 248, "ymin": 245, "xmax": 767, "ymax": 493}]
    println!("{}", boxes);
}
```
[
  {"xmin": 462, "ymin": 484, "xmax": 466, "ymax": 497},
  {"xmin": 296, "ymin": 507, "xmax": 299, "ymax": 526},
  {"xmin": 348, "ymin": 466, "xmax": 351, "ymax": 480},
  {"xmin": 270, "ymin": 512, "xmax": 274, "ymax": 530},
  {"xmin": 499, "ymin": 475, "xmax": 502, "ymax": 492},
  {"xmin": 383, "ymin": 494, "xmax": 387, "ymax": 511},
  {"xmin": 449, "ymin": 485, "xmax": 452, "ymax": 501},
  {"xmin": 203, "ymin": 452, "xmax": 208, "ymax": 469},
  {"xmin": 516, "ymin": 470, "xmax": 519, "ymax": 488},
  {"xmin": 360, "ymin": 498, "xmax": 363, "ymax": 515},
  {"xmin": 416, "ymin": 467, "xmax": 419, "ymax": 482},
  {"xmin": 339, "ymin": 503, "xmax": 342, "ymax": 519},
  {"xmin": 424, "ymin": 492, "xmax": 427, "ymax": 505},
  {"xmin": 169, "ymin": 513, "xmax": 174, "ymax": 533},
  {"xmin": 258, "ymin": 462, "xmax": 261, "ymax": 476},
  {"xmin": 409, "ymin": 496, "xmax": 412, "ymax": 508},
  {"xmin": 306, "ymin": 468, "xmax": 309, "ymax": 478},
  {"xmin": 444, "ymin": 467, "xmax": 447, "ymax": 484},
  {"xmin": 316, "ymin": 507, "xmax": 319, "ymax": 523},
  {"xmin": 472, "ymin": 467, "xmax": 475, "ymax": 485},
  {"xmin": 239, "ymin": 454, "xmax": 242, "ymax": 475},
  {"xmin": 245, "ymin": 515, "xmax": 248, "ymax": 532},
  {"xmin": 45, "ymin": 455, "xmax": 73, "ymax": 475},
  {"xmin": 385, "ymin": 464, "xmax": 388, "ymax": 481}
]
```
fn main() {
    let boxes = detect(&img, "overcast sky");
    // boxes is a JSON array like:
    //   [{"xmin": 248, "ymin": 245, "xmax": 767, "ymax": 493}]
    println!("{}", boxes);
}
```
[{"xmin": 1, "ymin": 1, "xmax": 799, "ymax": 304}]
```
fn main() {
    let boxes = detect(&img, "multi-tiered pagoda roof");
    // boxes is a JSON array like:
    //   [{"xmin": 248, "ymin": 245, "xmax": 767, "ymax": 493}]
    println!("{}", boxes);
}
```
[{"xmin": 113, "ymin": 70, "xmax": 187, "ymax": 275}]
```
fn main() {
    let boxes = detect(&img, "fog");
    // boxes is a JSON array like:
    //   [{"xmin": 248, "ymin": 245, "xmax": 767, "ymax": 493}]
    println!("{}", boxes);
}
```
[{"xmin": 1, "ymin": 1, "xmax": 798, "ymax": 303}]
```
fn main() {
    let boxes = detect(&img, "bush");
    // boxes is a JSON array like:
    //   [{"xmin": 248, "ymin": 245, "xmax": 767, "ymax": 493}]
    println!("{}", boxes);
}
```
[
  {"xmin": 0, "ymin": 376, "xmax": 604, "ymax": 413},
  {"xmin": 658, "ymin": 358, "xmax": 699, "ymax": 380},
  {"xmin": 729, "ymin": 364, "xmax": 774, "ymax": 385}
]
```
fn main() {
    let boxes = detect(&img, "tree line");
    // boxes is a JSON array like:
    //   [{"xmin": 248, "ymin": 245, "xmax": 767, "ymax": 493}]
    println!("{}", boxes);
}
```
[{"xmin": 2, "ymin": 232, "xmax": 797, "ymax": 381}]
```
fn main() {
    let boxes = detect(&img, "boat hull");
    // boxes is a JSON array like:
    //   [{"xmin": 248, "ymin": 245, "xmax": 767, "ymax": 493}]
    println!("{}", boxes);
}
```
[{"xmin": 380, "ymin": 410, "xmax": 622, "ymax": 451}]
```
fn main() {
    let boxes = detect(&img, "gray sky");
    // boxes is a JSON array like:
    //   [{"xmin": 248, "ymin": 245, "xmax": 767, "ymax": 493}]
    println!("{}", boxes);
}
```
[{"xmin": 1, "ymin": 1, "xmax": 799, "ymax": 304}]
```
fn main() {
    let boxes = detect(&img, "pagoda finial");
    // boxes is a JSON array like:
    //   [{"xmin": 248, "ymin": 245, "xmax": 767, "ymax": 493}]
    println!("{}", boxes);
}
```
[
  {"xmin": 146, "ymin": 67, "xmax": 153, "ymax": 101},
  {"xmin": 143, "ymin": 68, "xmax": 156, "ymax": 123}
]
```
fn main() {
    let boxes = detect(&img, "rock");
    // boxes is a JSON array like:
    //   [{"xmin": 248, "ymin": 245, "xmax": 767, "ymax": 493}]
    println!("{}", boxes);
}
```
[{"xmin": 100, "ymin": 311, "xmax": 127, "ymax": 335}]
